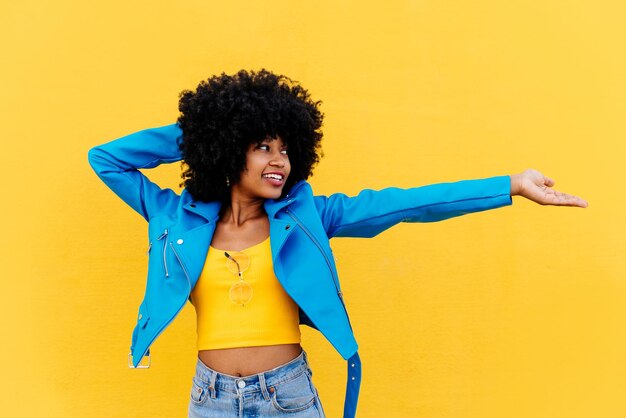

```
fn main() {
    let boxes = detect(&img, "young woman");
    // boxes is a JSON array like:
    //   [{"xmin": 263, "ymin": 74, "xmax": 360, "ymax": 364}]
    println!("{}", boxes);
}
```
[{"xmin": 87, "ymin": 69, "xmax": 587, "ymax": 418}]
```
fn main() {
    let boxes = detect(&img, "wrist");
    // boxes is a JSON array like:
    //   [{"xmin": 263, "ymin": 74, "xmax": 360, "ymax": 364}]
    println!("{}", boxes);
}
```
[{"xmin": 509, "ymin": 174, "xmax": 522, "ymax": 196}]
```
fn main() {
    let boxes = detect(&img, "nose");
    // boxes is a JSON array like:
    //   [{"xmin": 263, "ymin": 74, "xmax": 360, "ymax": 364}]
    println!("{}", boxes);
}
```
[{"xmin": 269, "ymin": 156, "xmax": 285, "ymax": 167}]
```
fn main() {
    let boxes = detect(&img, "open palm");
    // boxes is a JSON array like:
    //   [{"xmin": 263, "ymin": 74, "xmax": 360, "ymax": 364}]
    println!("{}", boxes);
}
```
[{"xmin": 514, "ymin": 169, "xmax": 588, "ymax": 208}]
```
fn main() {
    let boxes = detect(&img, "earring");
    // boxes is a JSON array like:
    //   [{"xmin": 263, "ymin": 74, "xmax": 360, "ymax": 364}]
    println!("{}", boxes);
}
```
[{"xmin": 226, "ymin": 176, "xmax": 230, "ymax": 187}]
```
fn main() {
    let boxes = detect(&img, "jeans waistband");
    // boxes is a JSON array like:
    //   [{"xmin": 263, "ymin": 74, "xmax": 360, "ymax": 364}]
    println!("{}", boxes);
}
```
[{"xmin": 194, "ymin": 348, "xmax": 311, "ymax": 396}]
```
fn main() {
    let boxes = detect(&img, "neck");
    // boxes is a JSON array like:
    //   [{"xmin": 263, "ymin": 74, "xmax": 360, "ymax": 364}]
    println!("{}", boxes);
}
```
[{"xmin": 221, "ymin": 191, "xmax": 266, "ymax": 227}]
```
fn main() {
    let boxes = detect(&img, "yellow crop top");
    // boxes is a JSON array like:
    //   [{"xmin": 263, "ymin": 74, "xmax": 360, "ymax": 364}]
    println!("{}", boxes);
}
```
[{"xmin": 189, "ymin": 236, "xmax": 302, "ymax": 350}]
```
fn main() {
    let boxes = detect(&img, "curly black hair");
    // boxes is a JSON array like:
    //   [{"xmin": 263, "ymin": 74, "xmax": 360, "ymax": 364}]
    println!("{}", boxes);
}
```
[{"xmin": 176, "ymin": 69, "xmax": 324, "ymax": 204}]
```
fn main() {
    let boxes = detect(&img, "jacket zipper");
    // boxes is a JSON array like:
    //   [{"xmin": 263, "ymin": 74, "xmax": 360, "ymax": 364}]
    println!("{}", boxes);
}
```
[
  {"xmin": 137, "ymin": 241, "xmax": 192, "ymax": 362},
  {"xmin": 146, "ymin": 241, "xmax": 152, "ymax": 256},
  {"xmin": 157, "ymin": 229, "xmax": 169, "ymax": 277},
  {"xmin": 285, "ymin": 208, "xmax": 347, "ymax": 306}
]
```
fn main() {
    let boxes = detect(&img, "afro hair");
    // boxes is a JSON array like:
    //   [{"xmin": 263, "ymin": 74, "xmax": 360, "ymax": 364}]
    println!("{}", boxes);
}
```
[{"xmin": 176, "ymin": 69, "xmax": 324, "ymax": 204}]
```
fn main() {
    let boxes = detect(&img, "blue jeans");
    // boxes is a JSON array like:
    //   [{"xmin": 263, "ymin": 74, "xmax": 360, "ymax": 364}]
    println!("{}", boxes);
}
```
[{"xmin": 188, "ymin": 349, "xmax": 326, "ymax": 417}]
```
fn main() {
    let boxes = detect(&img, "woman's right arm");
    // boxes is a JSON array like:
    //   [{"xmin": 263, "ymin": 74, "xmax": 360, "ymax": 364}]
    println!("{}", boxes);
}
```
[{"xmin": 87, "ymin": 123, "xmax": 183, "ymax": 222}]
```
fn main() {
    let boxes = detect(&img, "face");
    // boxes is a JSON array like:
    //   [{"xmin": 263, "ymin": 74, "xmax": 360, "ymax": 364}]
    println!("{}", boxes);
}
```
[{"xmin": 233, "ymin": 136, "xmax": 291, "ymax": 200}]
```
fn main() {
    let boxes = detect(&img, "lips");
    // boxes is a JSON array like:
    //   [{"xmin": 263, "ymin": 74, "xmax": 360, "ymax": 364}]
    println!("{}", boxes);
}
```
[
  {"xmin": 262, "ymin": 172, "xmax": 284, "ymax": 180},
  {"xmin": 262, "ymin": 172, "xmax": 285, "ymax": 186}
]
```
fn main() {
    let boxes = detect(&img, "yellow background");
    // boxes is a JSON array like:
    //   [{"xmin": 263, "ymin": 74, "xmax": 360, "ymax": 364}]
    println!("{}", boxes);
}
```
[{"xmin": 1, "ymin": 0, "xmax": 624, "ymax": 417}]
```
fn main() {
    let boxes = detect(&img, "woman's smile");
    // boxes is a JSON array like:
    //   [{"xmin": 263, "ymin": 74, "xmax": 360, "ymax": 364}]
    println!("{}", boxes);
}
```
[{"xmin": 262, "ymin": 171, "xmax": 286, "ymax": 187}]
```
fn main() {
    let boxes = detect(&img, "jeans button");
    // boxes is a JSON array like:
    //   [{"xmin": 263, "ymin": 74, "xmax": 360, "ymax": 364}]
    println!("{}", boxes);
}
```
[{"xmin": 237, "ymin": 380, "xmax": 246, "ymax": 389}]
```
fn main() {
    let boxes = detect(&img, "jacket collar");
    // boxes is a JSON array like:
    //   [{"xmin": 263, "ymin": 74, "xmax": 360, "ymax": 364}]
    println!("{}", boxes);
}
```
[
  {"xmin": 264, "ymin": 180, "xmax": 308, "ymax": 217},
  {"xmin": 182, "ymin": 197, "xmax": 221, "ymax": 222}
]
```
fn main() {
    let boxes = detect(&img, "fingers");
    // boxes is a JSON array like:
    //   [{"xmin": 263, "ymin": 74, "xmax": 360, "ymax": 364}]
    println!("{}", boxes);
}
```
[
  {"xmin": 569, "ymin": 195, "xmax": 588, "ymax": 208},
  {"xmin": 544, "ymin": 188, "xmax": 588, "ymax": 208}
]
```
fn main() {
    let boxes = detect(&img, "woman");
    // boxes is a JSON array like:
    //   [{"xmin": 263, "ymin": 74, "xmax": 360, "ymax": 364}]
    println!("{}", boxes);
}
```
[{"xmin": 87, "ymin": 69, "xmax": 587, "ymax": 418}]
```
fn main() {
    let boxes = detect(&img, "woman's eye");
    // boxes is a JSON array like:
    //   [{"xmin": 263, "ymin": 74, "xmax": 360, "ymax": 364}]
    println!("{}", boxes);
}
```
[
  {"xmin": 257, "ymin": 144, "xmax": 270, "ymax": 151},
  {"xmin": 280, "ymin": 149, "xmax": 288, "ymax": 155}
]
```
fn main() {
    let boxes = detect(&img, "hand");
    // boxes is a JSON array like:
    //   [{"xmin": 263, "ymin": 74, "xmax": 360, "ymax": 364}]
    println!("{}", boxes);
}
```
[{"xmin": 510, "ymin": 169, "xmax": 588, "ymax": 208}]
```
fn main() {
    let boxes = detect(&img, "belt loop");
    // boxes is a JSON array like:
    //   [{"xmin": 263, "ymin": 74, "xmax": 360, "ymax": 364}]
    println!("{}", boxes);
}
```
[
  {"xmin": 208, "ymin": 370, "xmax": 217, "ymax": 399},
  {"xmin": 258, "ymin": 373, "xmax": 271, "ymax": 401},
  {"xmin": 301, "ymin": 349, "xmax": 313, "ymax": 376}
]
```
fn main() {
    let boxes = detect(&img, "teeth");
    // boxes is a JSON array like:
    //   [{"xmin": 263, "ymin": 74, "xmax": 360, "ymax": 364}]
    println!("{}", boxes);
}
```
[{"xmin": 263, "ymin": 174, "xmax": 283, "ymax": 180}]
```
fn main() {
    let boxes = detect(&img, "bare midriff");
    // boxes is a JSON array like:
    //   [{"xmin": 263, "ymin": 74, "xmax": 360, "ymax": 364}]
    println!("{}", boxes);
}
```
[{"xmin": 198, "ymin": 343, "xmax": 303, "ymax": 377}]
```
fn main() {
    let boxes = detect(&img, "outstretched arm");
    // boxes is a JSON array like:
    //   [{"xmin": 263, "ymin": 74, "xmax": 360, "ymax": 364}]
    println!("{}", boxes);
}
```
[
  {"xmin": 315, "ymin": 175, "xmax": 513, "ymax": 238},
  {"xmin": 315, "ymin": 170, "xmax": 587, "ymax": 239},
  {"xmin": 510, "ymin": 169, "xmax": 588, "ymax": 208}
]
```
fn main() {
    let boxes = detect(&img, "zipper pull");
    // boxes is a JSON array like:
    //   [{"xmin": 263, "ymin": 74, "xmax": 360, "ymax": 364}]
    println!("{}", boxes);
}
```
[
  {"xmin": 157, "ymin": 229, "xmax": 170, "ymax": 278},
  {"xmin": 146, "ymin": 242, "xmax": 152, "ymax": 256}
]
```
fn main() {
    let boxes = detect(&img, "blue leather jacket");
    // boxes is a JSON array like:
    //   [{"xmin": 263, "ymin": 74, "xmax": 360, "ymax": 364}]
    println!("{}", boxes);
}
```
[{"xmin": 87, "ymin": 123, "xmax": 513, "ymax": 417}]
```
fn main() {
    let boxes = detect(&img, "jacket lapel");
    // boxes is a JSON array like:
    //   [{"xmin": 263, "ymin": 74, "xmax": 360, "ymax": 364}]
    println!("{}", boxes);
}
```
[
  {"xmin": 170, "ymin": 200, "xmax": 221, "ymax": 287},
  {"xmin": 265, "ymin": 188, "xmax": 304, "ymax": 262},
  {"xmin": 268, "ymin": 218, "xmax": 296, "ymax": 263}
]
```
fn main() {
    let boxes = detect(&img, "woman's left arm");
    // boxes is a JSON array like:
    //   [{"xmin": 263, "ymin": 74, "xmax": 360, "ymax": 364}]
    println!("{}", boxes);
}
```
[{"xmin": 314, "ymin": 169, "xmax": 587, "ymax": 238}]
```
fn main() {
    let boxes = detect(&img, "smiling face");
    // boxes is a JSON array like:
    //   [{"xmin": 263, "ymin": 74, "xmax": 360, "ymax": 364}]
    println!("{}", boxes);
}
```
[{"xmin": 233, "ymin": 136, "xmax": 291, "ymax": 200}]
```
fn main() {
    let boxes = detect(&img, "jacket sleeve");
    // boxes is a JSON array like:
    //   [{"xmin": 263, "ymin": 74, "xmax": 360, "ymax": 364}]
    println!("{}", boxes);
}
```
[
  {"xmin": 87, "ymin": 123, "xmax": 184, "ymax": 222},
  {"xmin": 313, "ymin": 175, "xmax": 513, "ymax": 238}
]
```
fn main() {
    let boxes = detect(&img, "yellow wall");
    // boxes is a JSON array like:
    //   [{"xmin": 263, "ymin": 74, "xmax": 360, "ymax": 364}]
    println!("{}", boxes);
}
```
[{"xmin": 1, "ymin": 1, "xmax": 623, "ymax": 417}]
